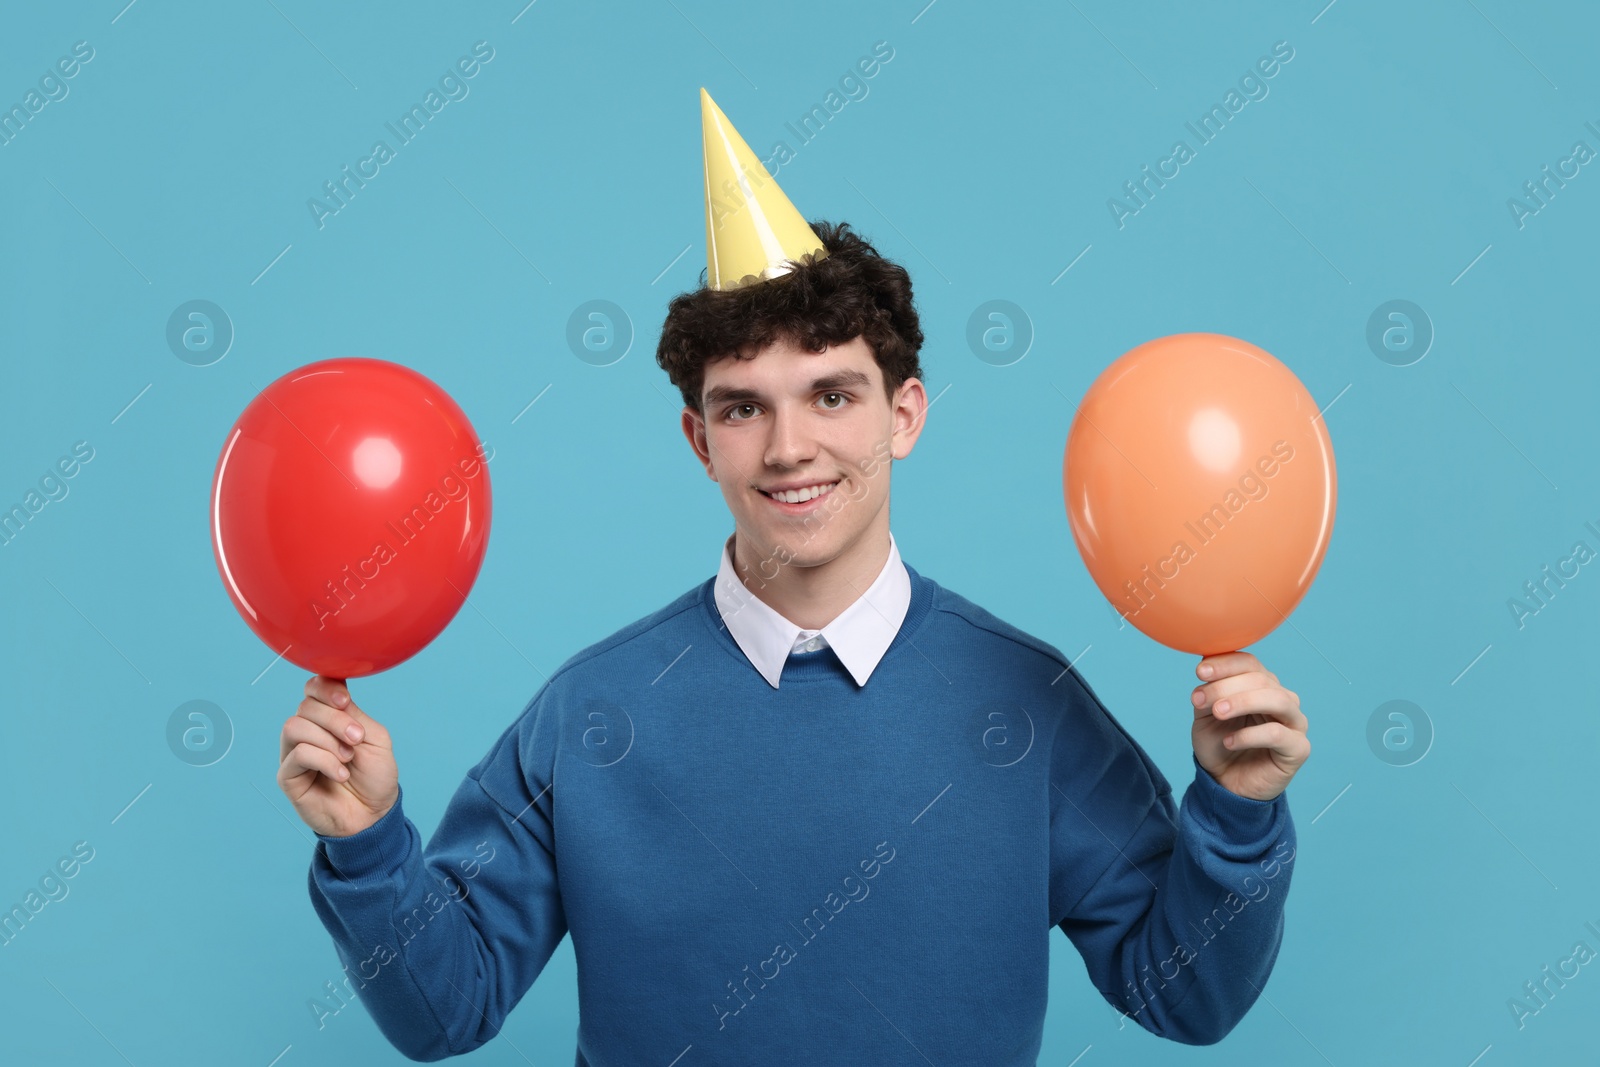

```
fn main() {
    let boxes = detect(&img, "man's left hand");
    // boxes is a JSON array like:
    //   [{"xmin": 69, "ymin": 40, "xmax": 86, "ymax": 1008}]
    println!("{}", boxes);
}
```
[{"xmin": 1190, "ymin": 651, "xmax": 1310, "ymax": 802}]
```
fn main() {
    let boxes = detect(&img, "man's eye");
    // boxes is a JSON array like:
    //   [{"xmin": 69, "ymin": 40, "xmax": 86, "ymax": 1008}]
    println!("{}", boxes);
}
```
[
  {"xmin": 820, "ymin": 392, "xmax": 848, "ymax": 409},
  {"xmin": 728, "ymin": 403, "xmax": 758, "ymax": 421}
]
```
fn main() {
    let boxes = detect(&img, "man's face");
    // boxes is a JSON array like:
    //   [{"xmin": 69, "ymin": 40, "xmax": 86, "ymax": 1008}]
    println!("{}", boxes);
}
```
[{"xmin": 681, "ymin": 334, "xmax": 926, "ymax": 575}]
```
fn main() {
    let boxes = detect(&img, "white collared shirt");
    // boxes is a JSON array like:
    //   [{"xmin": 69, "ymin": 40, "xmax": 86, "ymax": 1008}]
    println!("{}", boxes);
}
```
[{"xmin": 713, "ymin": 531, "xmax": 912, "ymax": 689}]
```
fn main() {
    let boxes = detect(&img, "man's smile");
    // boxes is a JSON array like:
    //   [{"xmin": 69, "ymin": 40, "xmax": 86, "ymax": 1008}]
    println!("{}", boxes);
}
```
[{"xmin": 757, "ymin": 479, "xmax": 841, "ymax": 511}]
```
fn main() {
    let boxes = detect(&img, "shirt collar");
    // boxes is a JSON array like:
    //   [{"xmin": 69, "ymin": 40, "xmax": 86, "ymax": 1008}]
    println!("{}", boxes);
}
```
[{"xmin": 713, "ymin": 531, "xmax": 911, "ymax": 689}]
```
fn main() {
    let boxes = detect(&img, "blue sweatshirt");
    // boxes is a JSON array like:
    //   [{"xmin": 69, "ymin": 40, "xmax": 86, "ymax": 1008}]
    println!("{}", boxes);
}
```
[{"xmin": 308, "ymin": 561, "xmax": 1297, "ymax": 1064}]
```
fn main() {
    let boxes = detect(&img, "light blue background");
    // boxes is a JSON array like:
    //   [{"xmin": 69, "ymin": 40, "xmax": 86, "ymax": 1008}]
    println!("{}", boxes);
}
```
[{"xmin": 2, "ymin": 1, "xmax": 1596, "ymax": 1064}]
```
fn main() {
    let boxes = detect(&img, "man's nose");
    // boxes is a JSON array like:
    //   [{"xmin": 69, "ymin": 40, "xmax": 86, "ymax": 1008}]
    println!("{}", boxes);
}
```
[{"xmin": 763, "ymin": 405, "xmax": 817, "ymax": 468}]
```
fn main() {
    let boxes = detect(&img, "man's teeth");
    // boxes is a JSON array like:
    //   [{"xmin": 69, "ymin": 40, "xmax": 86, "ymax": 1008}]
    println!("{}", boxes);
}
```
[{"xmin": 765, "ymin": 481, "xmax": 838, "ymax": 503}]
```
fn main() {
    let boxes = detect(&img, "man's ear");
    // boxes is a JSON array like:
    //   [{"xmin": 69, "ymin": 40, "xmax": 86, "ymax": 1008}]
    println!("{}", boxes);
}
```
[
  {"xmin": 681, "ymin": 406, "xmax": 718, "ymax": 481},
  {"xmin": 890, "ymin": 377, "xmax": 929, "ymax": 460}
]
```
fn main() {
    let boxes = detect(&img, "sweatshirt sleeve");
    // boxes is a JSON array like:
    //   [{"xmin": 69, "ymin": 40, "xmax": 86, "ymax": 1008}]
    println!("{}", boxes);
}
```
[
  {"xmin": 306, "ymin": 688, "xmax": 567, "ymax": 1061},
  {"xmin": 1049, "ymin": 670, "xmax": 1297, "ymax": 1046}
]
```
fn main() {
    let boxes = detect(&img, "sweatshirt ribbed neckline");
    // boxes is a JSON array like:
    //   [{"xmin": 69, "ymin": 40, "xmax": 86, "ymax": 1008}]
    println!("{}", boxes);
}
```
[{"xmin": 697, "ymin": 561, "xmax": 938, "ymax": 686}]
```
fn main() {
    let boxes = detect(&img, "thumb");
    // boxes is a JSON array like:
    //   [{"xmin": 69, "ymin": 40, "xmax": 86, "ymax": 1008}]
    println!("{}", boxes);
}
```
[{"xmin": 330, "ymin": 678, "xmax": 389, "ymax": 744}]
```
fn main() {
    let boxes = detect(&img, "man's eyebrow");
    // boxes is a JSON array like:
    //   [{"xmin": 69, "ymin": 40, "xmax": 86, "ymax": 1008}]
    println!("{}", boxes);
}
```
[{"xmin": 703, "ymin": 369, "xmax": 873, "ymax": 409}]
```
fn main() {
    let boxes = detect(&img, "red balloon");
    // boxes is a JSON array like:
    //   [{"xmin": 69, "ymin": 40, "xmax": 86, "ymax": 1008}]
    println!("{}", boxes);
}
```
[{"xmin": 210, "ymin": 358, "xmax": 492, "ymax": 678}]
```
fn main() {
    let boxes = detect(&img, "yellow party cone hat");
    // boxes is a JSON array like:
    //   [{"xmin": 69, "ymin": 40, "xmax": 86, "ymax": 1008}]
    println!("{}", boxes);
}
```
[{"xmin": 701, "ymin": 87, "xmax": 828, "ymax": 290}]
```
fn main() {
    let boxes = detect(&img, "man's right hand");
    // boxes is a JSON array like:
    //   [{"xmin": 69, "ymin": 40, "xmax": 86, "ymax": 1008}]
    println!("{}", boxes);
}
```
[{"xmin": 278, "ymin": 675, "xmax": 400, "ymax": 838}]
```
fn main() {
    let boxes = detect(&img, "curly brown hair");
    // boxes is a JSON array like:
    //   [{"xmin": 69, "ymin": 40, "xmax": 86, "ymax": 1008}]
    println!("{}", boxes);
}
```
[{"xmin": 656, "ymin": 219, "xmax": 925, "ymax": 414}]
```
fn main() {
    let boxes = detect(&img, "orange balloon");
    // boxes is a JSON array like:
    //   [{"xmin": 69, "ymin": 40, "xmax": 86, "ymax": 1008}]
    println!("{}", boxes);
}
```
[{"xmin": 1063, "ymin": 333, "xmax": 1336, "ymax": 656}]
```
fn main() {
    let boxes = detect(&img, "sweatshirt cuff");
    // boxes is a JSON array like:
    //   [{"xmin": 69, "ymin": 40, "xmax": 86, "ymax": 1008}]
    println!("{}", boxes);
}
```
[
  {"xmin": 315, "ymin": 785, "xmax": 412, "ymax": 882},
  {"xmin": 1185, "ymin": 752, "xmax": 1285, "ymax": 846}
]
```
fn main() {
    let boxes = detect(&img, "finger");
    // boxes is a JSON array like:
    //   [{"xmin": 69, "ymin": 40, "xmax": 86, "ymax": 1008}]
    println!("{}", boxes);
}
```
[
  {"xmin": 1197, "ymin": 651, "xmax": 1263, "ymax": 681},
  {"xmin": 307, "ymin": 680, "xmax": 388, "ymax": 741},
  {"xmin": 340, "ymin": 696, "xmax": 387, "ymax": 741},
  {"xmin": 305, "ymin": 674, "xmax": 351, "ymax": 713},
  {"xmin": 281, "ymin": 714, "xmax": 355, "ymax": 764},
  {"xmin": 1208, "ymin": 675, "xmax": 1296, "ymax": 710},
  {"xmin": 1222, "ymin": 720, "xmax": 1312, "ymax": 763},
  {"xmin": 1191, "ymin": 670, "xmax": 1281, "ymax": 712},
  {"xmin": 279, "ymin": 740, "xmax": 350, "ymax": 785},
  {"xmin": 295, "ymin": 694, "xmax": 368, "ymax": 746},
  {"xmin": 1211, "ymin": 689, "xmax": 1308, "ymax": 733}
]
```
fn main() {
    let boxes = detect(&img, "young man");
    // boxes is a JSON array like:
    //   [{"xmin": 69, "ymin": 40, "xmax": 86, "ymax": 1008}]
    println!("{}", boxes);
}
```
[{"xmin": 280, "ymin": 91, "xmax": 1309, "ymax": 1064}]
